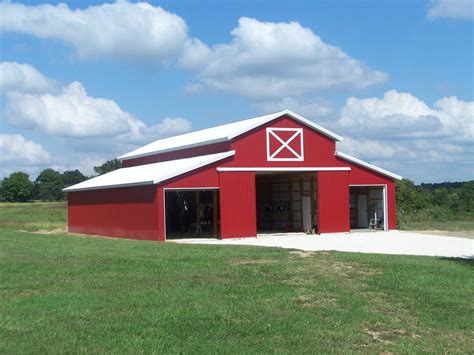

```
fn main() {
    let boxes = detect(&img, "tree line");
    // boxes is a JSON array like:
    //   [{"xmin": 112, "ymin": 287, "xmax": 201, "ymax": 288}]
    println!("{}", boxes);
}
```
[
  {"xmin": 396, "ymin": 179, "xmax": 473, "ymax": 227},
  {"xmin": 1, "ymin": 161, "xmax": 472, "ymax": 226},
  {"xmin": 0, "ymin": 159, "xmax": 121, "ymax": 202}
]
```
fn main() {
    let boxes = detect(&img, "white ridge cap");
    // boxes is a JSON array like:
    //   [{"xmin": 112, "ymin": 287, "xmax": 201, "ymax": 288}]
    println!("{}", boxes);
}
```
[
  {"xmin": 119, "ymin": 109, "xmax": 343, "ymax": 161},
  {"xmin": 63, "ymin": 151, "xmax": 235, "ymax": 192},
  {"xmin": 335, "ymin": 151, "xmax": 402, "ymax": 180}
]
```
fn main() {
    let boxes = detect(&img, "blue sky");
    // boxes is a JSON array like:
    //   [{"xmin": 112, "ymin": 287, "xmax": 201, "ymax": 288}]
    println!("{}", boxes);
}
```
[{"xmin": 0, "ymin": 0, "xmax": 473, "ymax": 183}]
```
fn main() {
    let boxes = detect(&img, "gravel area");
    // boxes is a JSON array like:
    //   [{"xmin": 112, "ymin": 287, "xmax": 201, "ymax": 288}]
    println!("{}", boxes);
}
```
[{"xmin": 172, "ymin": 230, "xmax": 474, "ymax": 259}]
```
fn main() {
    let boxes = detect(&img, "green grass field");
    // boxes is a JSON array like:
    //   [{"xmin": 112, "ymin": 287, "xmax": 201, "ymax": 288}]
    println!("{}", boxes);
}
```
[{"xmin": 1, "ymin": 203, "xmax": 473, "ymax": 353}]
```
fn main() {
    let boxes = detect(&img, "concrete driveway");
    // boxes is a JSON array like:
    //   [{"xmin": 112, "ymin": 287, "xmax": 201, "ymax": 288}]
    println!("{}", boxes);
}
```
[{"xmin": 173, "ymin": 230, "xmax": 474, "ymax": 259}]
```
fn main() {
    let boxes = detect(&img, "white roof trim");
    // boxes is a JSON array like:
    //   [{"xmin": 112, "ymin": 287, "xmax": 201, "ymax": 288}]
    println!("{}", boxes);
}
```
[
  {"xmin": 335, "ymin": 151, "xmax": 402, "ymax": 180},
  {"xmin": 63, "ymin": 151, "xmax": 235, "ymax": 192},
  {"xmin": 217, "ymin": 167, "xmax": 350, "ymax": 172},
  {"xmin": 119, "ymin": 109, "xmax": 343, "ymax": 161}
]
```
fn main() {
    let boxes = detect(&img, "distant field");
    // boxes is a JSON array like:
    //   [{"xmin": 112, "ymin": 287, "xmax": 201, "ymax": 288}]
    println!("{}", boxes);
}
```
[
  {"xmin": 0, "ymin": 202, "xmax": 67, "ymax": 231},
  {"xmin": 0, "ymin": 202, "xmax": 473, "ymax": 352}
]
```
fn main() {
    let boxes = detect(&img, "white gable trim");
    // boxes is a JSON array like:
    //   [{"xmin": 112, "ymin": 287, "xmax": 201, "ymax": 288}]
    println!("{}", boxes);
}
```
[
  {"xmin": 119, "ymin": 109, "xmax": 343, "ymax": 161},
  {"xmin": 227, "ymin": 109, "xmax": 343, "ymax": 142},
  {"xmin": 335, "ymin": 151, "xmax": 402, "ymax": 180}
]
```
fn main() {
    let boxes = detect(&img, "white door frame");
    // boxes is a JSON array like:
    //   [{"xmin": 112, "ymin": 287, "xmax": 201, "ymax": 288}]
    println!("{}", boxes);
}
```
[
  {"xmin": 349, "ymin": 184, "xmax": 388, "ymax": 231},
  {"xmin": 163, "ymin": 187, "xmax": 220, "ymax": 241}
]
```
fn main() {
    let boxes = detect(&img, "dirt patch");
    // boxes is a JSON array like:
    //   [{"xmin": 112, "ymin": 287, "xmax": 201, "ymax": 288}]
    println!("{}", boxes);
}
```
[
  {"xmin": 412, "ymin": 230, "xmax": 474, "ymax": 239},
  {"xmin": 294, "ymin": 289, "xmax": 338, "ymax": 308},
  {"xmin": 364, "ymin": 327, "xmax": 406, "ymax": 344},
  {"xmin": 228, "ymin": 259, "xmax": 277, "ymax": 265},
  {"xmin": 28, "ymin": 227, "xmax": 68, "ymax": 234},
  {"xmin": 289, "ymin": 251, "xmax": 315, "ymax": 258}
]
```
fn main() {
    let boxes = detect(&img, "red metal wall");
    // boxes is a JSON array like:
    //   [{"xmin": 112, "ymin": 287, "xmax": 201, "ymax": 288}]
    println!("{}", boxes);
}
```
[
  {"xmin": 317, "ymin": 171, "xmax": 350, "ymax": 233},
  {"xmin": 68, "ymin": 185, "xmax": 160, "ymax": 240},
  {"xmin": 337, "ymin": 157, "xmax": 397, "ymax": 230},
  {"xmin": 219, "ymin": 172, "xmax": 256, "ymax": 238},
  {"xmin": 123, "ymin": 142, "xmax": 231, "ymax": 167}
]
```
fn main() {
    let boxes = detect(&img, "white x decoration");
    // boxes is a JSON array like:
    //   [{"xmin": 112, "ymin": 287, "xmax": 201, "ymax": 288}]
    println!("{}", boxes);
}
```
[{"xmin": 266, "ymin": 127, "xmax": 304, "ymax": 161}]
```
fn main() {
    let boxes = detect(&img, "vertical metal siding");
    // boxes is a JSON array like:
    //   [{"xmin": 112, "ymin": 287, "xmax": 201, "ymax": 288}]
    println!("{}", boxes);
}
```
[
  {"xmin": 123, "ymin": 142, "xmax": 231, "ymax": 167},
  {"xmin": 317, "ymin": 171, "xmax": 350, "ymax": 233},
  {"xmin": 219, "ymin": 172, "xmax": 256, "ymax": 238},
  {"xmin": 68, "ymin": 185, "xmax": 159, "ymax": 240}
]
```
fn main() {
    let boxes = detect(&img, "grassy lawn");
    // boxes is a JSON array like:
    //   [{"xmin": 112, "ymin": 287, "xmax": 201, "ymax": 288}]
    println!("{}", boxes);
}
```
[{"xmin": 0, "ymin": 202, "xmax": 473, "ymax": 352}]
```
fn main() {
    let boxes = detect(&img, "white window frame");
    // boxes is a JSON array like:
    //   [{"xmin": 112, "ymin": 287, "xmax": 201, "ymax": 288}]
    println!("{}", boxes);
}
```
[{"xmin": 266, "ymin": 127, "xmax": 304, "ymax": 162}]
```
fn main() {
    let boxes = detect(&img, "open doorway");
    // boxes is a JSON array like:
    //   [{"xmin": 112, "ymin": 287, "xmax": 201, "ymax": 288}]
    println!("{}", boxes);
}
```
[
  {"xmin": 256, "ymin": 173, "xmax": 317, "ymax": 234},
  {"xmin": 164, "ymin": 189, "xmax": 219, "ymax": 239},
  {"xmin": 349, "ymin": 186, "xmax": 386, "ymax": 230}
]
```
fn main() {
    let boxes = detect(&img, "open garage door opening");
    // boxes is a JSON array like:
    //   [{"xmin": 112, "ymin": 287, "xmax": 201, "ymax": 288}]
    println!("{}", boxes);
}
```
[
  {"xmin": 256, "ymin": 173, "xmax": 317, "ymax": 234},
  {"xmin": 349, "ymin": 185, "xmax": 387, "ymax": 231},
  {"xmin": 164, "ymin": 189, "xmax": 220, "ymax": 239}
]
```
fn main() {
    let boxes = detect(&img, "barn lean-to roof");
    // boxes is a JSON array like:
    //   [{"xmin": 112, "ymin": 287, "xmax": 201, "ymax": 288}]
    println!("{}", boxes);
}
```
[{"xmin": 63, "ymin": 151, "xmax": 235, "ymax": 192}]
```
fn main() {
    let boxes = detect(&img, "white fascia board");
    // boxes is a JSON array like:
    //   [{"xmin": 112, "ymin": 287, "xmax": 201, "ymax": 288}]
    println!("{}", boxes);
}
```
[
  {"xmin": 63, "ymin": 181, "xmax": 155, "ymax": 193},
  {"xmin": 118, "ymin": 137, "xmax": 230, "ymax": 161},
  {"xmin": 217, "ymin": 167, "xmax": 350, "ymax": 172},
  {"xmin": 282, "ymin": 110, "xmax": 344, "ymax": 142},
  {"xmin": 335, "ymin": 151, "xmax": 403, "ymax": 180}
]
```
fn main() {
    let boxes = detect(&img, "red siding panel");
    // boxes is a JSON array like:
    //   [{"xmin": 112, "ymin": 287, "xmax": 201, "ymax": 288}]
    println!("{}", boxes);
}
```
[
  {"xmin": 317, "ymin": 171, "xmax": 350, "ymax": 234},
  {"xmin": 123, "ymin": 142, "xmax": 231, "ymax": 167},
  {"xmin": 68, "ymin": 185, "xmax": 160, "ymax": 240},
  {"xmin": 219, "ymin": 172, "xmax": 256, "ymax": 238}
]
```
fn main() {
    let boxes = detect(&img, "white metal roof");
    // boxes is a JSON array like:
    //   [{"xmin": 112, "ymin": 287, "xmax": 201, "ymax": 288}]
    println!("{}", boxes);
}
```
[
  {"xmin": 119, "ymin": 109, "xmax": 343, "ymax": 161},
  {"xmin": 63, "ymin": 151, "xmax": 235, "ymax": 192},
  {"xmin": 335, "ymin": 151, "xmax": 403, "ymax": 180}
]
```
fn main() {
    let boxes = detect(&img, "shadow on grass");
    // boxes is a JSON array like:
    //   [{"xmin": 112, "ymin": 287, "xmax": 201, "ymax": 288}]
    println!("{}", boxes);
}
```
[{"xmin": 438, "ymin": 257, "xmax": 474, "ymax": 266}]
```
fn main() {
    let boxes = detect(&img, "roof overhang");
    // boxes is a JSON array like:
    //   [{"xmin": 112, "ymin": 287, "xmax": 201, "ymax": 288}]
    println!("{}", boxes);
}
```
[
  {"xmin": 64, "ymin": 151, "xmax": 236, "ymax": 192},
  {"xmin": 335, "ymin": 151, "xmax": 403, "ymax": 180}
]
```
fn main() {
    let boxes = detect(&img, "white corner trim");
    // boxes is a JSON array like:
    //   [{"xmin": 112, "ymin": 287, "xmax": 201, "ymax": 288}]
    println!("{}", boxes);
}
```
[
  {"xmin": 217, "ymin": 167, "xmax": 350, "ymax": 172},
  {"xmin": 335, "ymin": 151, "xmax": 402, "ymax": 180},
  {"xmin": 266, "ymin": 127, "xmax": 304, "ymax": 162}
]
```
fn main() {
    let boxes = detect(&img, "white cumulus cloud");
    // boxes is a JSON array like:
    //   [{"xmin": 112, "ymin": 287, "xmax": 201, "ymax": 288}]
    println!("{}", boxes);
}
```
[
  {"xmin": 0, "ymin": 1, "xmax": 189, "ymax": 64},
  {"xmin": 0, "ymin": 134, "xmax": 51, "ymax": 165},
  {"xmin": 335, "ymin": 90, "xmax": 474, "ymax": 182},
  {"xmin": 428, "ymin": 0, "xmax": 474, "ymax": 20},
  {"xmin": 1, "ymin": 63, "xmax": 193, "ymax": 140},
  {"xmin": 180, "ymin": 17, "xmax": 388, "ymax": 99},
  {"xmin": 0, "ymin": 62, "xmax": 57, "ymax": 94}
]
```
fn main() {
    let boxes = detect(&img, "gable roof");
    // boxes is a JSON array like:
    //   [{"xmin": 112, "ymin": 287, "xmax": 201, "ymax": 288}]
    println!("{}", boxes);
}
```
[
  {"xmin": 63, "ymin": 151, "xmax": 235, "ymax": 192},
  {"xmin": 335, "ymin": 151, "xmax": 403, "ymax": 180},
  {"xmin": 119, "ymin": 109, "xmax": 343, "ymax": 161}
]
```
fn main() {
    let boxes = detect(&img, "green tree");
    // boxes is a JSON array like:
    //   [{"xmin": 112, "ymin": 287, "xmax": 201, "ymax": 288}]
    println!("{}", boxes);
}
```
[
  {"xmin": 35, "ymin": 168, "xmax": 63, "ymax": 201},
  {"xmin": 93, "ymin": 159, "xmax": 121, "ymax": 175},
  {"xmin": 0, "ymin": 172, "xmax": 34, "ymax": 202},
  {"xmin": 61, "ymin": 169, "xmax": 88, "ymax": 188}
]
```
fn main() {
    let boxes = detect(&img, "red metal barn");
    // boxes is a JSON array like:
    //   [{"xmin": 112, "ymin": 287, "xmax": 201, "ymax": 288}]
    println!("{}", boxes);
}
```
[{"xmin": 64, "ymin": 110, "xmax": 402, "ymax": 241}]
